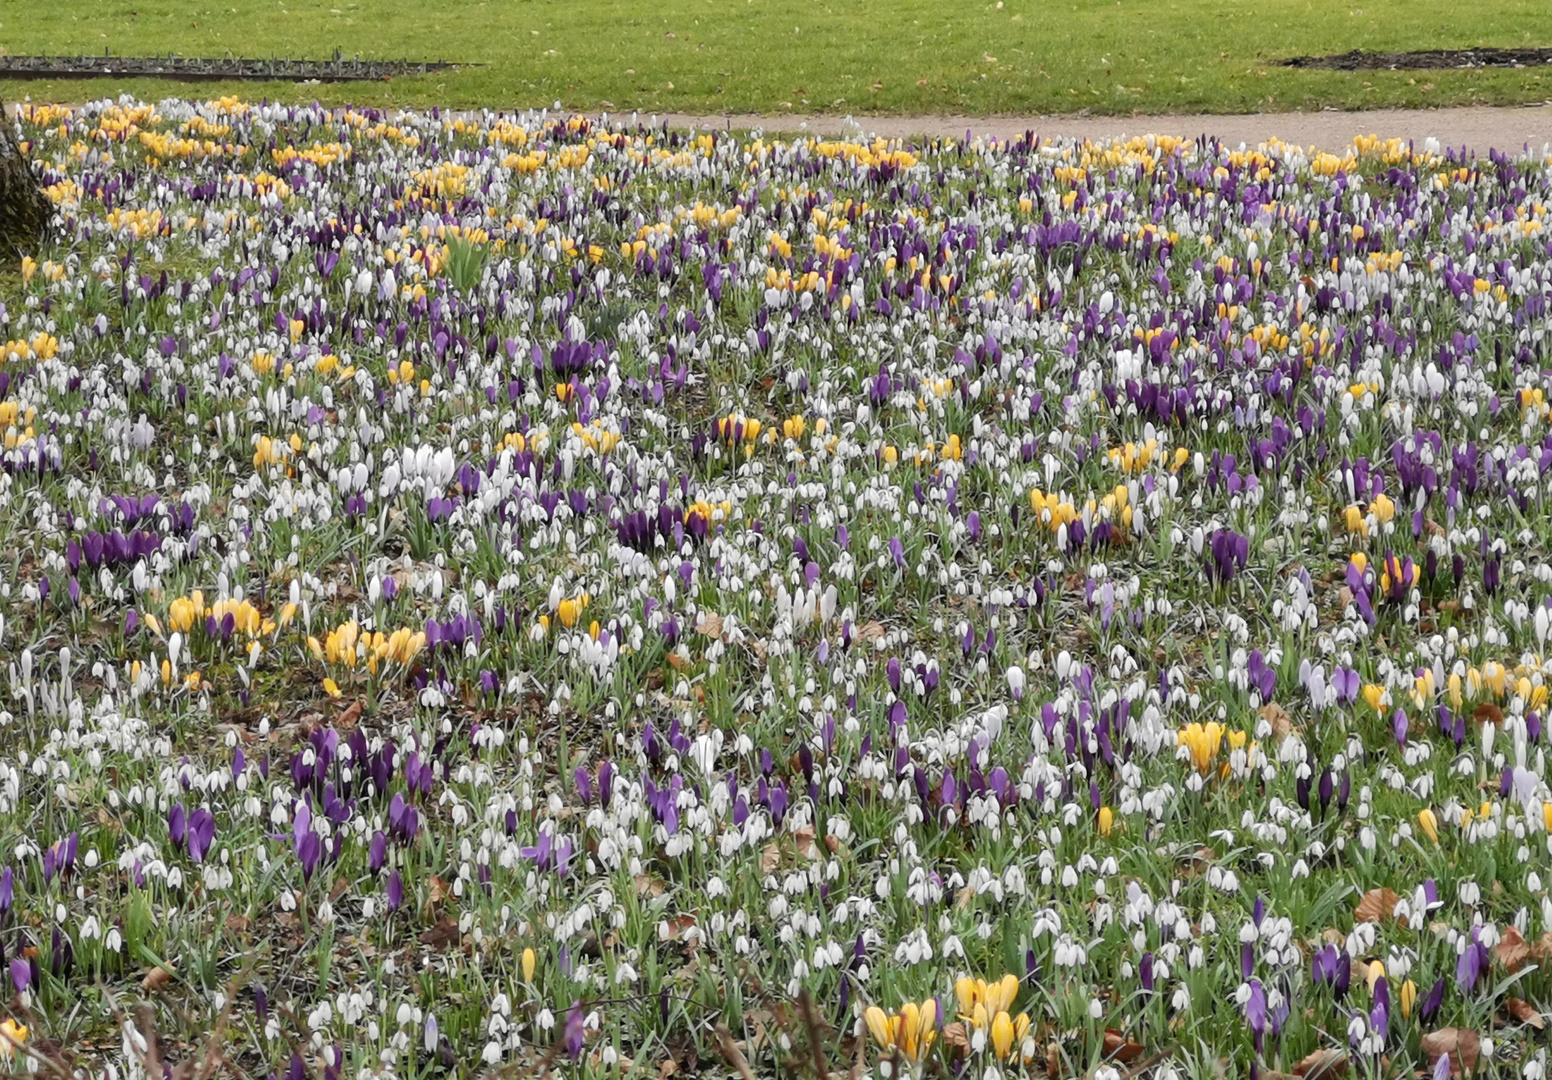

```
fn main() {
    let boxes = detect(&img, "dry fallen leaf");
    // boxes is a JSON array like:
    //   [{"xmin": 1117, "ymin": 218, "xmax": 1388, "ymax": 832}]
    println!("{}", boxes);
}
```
[
  {"xmin": 1497, "ymin": 924, "xmax": 1531, "ymax": 971},
  {"xmin": 665, "ymin": 912, "xmax": 698, "ymax": 940},
  {"xmin": 942, "ymin": 1022, "xmax": 969, "ymax": 1050},
  {"xmin": 1182, "ymin": 846, "xmax": 1216, "ymax": 876},
  {"xmin": 1354, "ymin": 887, "xmax": 1401, "ymax": 924},
  {"xmin": 793, "ymin": 824, "xmax": 818, "ymax": 859},
  {"xmin": 1349, "ymin": 957, "xmax": 1371, "ymax": 987},
  {"xmin": 1506, "ymin": 997, "xmax": 1546, "ymax": 1030},
  {"xmin": 1259, "ymin": 701, "xmax": 1293, "ymax": 741},
  {"xmin": 419, "ymin": 917, "xmax": 461, "ymax": 950},
  {"xmin": 142, "ymin": 964, "xmax": 175, "ymax": 993},
  {"xmin": 1101, "ymin": 1029, "xmax": 1143, "ymax": 1063},
  {"xmin": 336, "ymin": 698, "xmax": 363, "ymax": 728},
  {"xmin": 856, "ymin": 621, "xmax": 887, "ymax": 642},
  {"xmin": 633, "ymin": 873, "xmax": 667, "ymax": 899},
  {"xmin": 696, "ymin": 612, "xmax": 723, "ymax": 638},
  {"xmin": 427, "ymin": 875, "xmax": 450, "ymax": 905},
  {"xmin": 1420, "ymin": 1028, "xmax": 1480, "ymax": 1076},
  {"xmin": 666, "ymin": 653, "xmax": 691, "ymax": 672},
  {"xmin": 1292, "ymin": 1048, "xmax": 1349, "ymax": 1078},
  {"xmin": 1474, "ymin": 702, "xmax": 1505, "ymax": 726},
  {"xmin": 760, "ymin": 843, "xmax": 780, "ymax": 875}
]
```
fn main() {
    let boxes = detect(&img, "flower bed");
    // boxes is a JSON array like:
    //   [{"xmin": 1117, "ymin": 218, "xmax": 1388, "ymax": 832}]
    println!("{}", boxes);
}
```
[{"xmin": 0, "ymin": 99, "xmax": 1550, "ymax": 1078}]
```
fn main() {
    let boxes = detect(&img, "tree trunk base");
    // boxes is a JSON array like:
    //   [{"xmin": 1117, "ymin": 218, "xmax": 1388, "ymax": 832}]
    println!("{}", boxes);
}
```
[{"xmin": 0, "ymin": 100, "xmax": 52, "ymax": 258}]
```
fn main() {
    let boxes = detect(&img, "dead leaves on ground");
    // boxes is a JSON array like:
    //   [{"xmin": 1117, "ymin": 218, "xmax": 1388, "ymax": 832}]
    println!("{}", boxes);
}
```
[
  {"xmin": 1354, "ymin": 887, "xmax": 1404, "ymax": 925},
  {"xmin": 634, "ymin": 873, "xmax": 668, "ymax": 899},
  {"xmin": 1505, "ymin": 997, "xmax": 1546, "ymax": 1030},
  {"xmin": 1101, "ymin": 1029, "xmax": 1144, "ymax": 1063},
  {"xmin": 419, "ymin": 916, "xmax": 461, "ymax": 951},
  {"xmin": 1261, "ymin": 1050, "xmax": 1348, "ymax": 1080},
  {"xmin": 1496, "ymin": 924, "xmax": 1531, "ymax": 971},
  {"xmin": 1421, "ymin": 1028, "xmax": 1480, "ymax": 1076},
  {"xmin": 760, "ymin": 825, "xmax": 844, "ymax": 874},
  {"xmin": 1291, "ymin": 1048, "xmax": 1348, "ymax": 1079},
  {"xmin": 1259, "ymin": 701, "xmax": 1293, "ymax": 741},
  {"xmin": 141, "ymin": 963, "xmax": 176, "ymax": 993}
]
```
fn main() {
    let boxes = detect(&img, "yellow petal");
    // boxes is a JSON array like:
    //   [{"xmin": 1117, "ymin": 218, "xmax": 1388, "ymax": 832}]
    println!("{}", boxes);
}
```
[
  {"xmin": 955, "ymin": 976, "xmax": 977, "ymax": 1018},
  {"xmin": 988, "ymin": 973, "xmax": 1019, "ymax": 1016},
  {"xmin": 991, "ymin": 1011, "xmax": 1014, "ymax": 1060},
  {"xmin": 864, "ymin": 1006, "xmax": 893, "ymax": 1050},
  {"xmin": 899, "ymin": 1002, "xmax": 919, "ymax": 1058},
  {"xmin": 916, "ymin": 998, "xmax": 937, "ymax": 1049}
]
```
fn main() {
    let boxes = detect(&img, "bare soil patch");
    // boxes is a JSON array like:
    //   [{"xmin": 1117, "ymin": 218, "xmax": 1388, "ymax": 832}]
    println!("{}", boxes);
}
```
[{"xmin": 1284, "ymin": 47, "xmax": 1552, "ymax": 71}]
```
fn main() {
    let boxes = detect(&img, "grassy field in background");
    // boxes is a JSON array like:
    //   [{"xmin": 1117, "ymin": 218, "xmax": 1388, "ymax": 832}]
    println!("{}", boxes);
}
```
[{"xmin": 0, "ymin": 0, "xmax": 1550, "ymax": 115}]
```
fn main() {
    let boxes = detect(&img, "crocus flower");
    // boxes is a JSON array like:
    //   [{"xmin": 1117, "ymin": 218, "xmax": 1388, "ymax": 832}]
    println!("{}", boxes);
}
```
[{"xmin": 563, "ymin": 1002, "xmax": 585, "ymax": 1061}]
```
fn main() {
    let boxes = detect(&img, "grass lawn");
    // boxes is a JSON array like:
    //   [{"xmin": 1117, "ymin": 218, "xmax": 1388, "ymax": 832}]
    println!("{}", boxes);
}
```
[{"xmin": 1, "ymin": 0, "xmax": 1550, "ymax": 115}]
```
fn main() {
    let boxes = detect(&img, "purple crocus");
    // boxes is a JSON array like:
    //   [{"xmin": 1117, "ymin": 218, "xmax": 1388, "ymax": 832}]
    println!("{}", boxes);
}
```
[
  {"xmin": 563, "ymin": 1001, "xmax": 585, "ymax": 1061},
  {"xmin": 187, "ymin": 807, "xmax": 215, "ymax": 863},
  {"xmin": 1456, "ymin": 928, "xmax": 1489, "ymax": 993},
  {"xmin": 1420, "ymin": 976, "xmax": 1446, "ymax": 1021},
  {"xmin": 1245, "ymin": 979, "xmax": 1267, "ymax": 1052}
]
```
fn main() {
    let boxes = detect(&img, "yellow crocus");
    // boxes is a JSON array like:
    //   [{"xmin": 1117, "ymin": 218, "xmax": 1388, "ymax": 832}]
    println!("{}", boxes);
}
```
[
  {"xmin": 955, "ymin": 976, "xmax": 978, "ymax": 1018},
  {"xmin": 990, "ymin": 1011, "xmax": 1014, "ymax": 1061},
  {"xmin": 1178, "ymin": 722, "xmax": 1226, "ymax": 774},
  {"xmin": 984, "ymin": 974, "xmax": 1019, "ymax": 1017},
  {"xmin": 1344, "ymin": 504, "xmax": 1369, "ymax": 537},
  {"xmin": 0, "ymin": 1018, "xmax": 26, "ymax": 1059},
  {"xmin": 557, "ymin": 597, "xmax": 581, "ymax": 629},
  {"xmin": 168, "ymin": 596, "xmax": 197, "ymax": 633},
  {"xmin": 864, "ymin": 1000, "xmax": 936, "ymax": 1062},
  {"xmin": 522, "ymin": 947, "xmax": 537, "ymax": 982},
  {"xmin": 864, "ymin": 1006, "xmax": 893, "ymax": 1051},
  {"xmin": 898, "ymin": 1001, "xmax": 922, "ymax": 1059},
  {"xmin": 1418, "ymin": 807, "xmax": 1440, "ymax": 845}
]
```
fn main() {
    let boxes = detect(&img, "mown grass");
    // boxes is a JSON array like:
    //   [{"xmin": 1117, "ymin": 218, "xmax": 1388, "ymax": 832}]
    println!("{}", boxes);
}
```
[{"xmin": 1, "ymin": 0, "xmax": 1551, "ymax": 114}]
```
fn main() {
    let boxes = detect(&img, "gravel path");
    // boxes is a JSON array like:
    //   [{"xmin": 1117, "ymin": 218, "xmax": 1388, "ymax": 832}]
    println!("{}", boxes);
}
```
[{"xmin": 601, "ymin": 104, "xmax": 1552, "ymax": 153}]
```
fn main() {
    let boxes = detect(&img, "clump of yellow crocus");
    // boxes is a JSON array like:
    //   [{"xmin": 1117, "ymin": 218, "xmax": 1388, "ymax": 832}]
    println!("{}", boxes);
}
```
[
  {"xmin": 955, "ymin": 975, "xmax": 1030, "ymax": 1062},
  {"xmin": 864, "ymin": 998, "xmax": 937, "ymax": 1063},
  {"xmin": 1177, "ymin": 721, "xmax": 1226, "ymax": 775}
]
